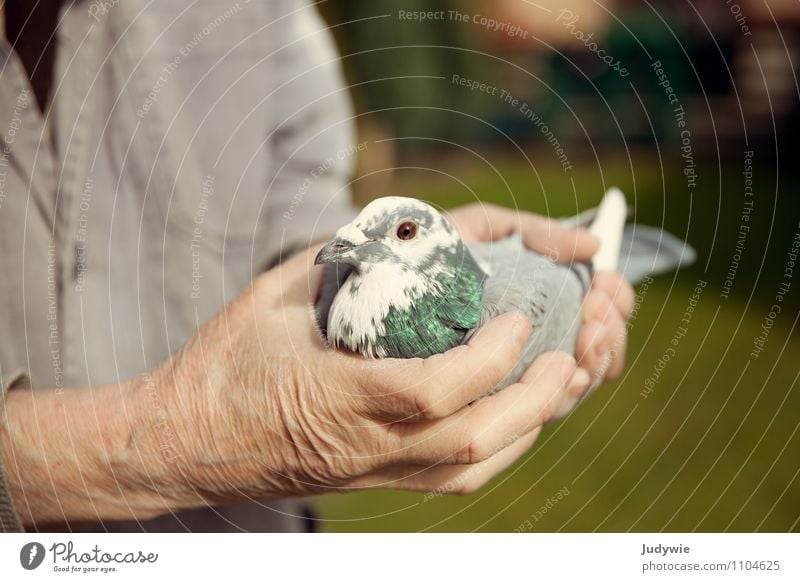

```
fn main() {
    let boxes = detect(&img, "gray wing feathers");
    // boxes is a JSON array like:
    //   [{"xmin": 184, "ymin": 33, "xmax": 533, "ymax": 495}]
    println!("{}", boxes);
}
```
[
  {"xmin": 618, "ymin": 224, "xmax": 696, "ymax": 284},
  {"xmin": 468, "ymin": 239, "xmax": 587, "ymax": 389}
]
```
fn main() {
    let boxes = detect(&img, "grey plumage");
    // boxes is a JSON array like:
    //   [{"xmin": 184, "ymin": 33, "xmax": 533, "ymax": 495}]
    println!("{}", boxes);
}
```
[
  {"xmin": 465, "ymin": 222, "xmax": 696, "ymax": 389},
  {"xmin": 314, "ymin": 190, "xmax": 695, "ymax": 390},
  {"xmin": 466, "ymin": 235, "xmax": 590, "ymax": 390},
  {"xmin": 616, "ymin": 224, "xmax": 696, "ymax": 283}
]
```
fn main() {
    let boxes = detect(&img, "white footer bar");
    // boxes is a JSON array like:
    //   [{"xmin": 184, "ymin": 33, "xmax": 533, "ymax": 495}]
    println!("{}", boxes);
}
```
[{"xmin": 1, "ymin": 533, "xmax": 797, "ymax": 581}]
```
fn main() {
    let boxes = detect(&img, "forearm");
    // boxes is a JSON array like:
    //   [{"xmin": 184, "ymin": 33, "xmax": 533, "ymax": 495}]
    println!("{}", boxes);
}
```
[{"xmin": 0, "ymin": 372, "xmax": 187, "ymax": 528}]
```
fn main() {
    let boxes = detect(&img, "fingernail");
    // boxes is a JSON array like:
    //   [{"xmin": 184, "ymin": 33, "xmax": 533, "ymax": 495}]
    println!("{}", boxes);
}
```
[
  {"xmin": 512, "ymin": 319, "xmax": 533, "ymax": 347},
  {"xmin": 561, "ymin": 357, "xmax": 577, "ymax": 384}
]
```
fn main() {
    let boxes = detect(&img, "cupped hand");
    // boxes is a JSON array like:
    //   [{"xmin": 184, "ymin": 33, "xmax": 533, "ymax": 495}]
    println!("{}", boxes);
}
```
[
  {"xmin": 150, "ymin": 246, "xmax": 589, "ymax": 503},
  {"xmin": 446, "ymin": 201, "xmax": 634, "ymax": 385}
]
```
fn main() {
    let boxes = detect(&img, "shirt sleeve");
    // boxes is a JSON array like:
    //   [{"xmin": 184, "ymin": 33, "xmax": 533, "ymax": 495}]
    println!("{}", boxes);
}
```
[
  {"xmin": 261, "ymin": 1, "xmax": 359, "ymax": 265},
  {"xmin": 0, "ymin": 368, "xmax": 27, "ymax": 532}
]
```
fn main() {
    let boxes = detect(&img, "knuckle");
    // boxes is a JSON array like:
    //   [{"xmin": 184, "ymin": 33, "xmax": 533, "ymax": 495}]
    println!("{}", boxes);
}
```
[
  {"xmin": 459, "ymin": 430, "xmax": 490, "ymax": 465},
  {"xmin": 381, "ymin": 389, "xmax": 425, "ymax": 421},
  {"xmin": 408, "ymin": 390, "xmax": 440, "ymax": 420},
  {"xmin": 387, "ymin": 386, "xmax": 447, "ymax": 421},
  {"xmin": 408, "ymin": 387, "xmax": 431, "ymax": 412}
]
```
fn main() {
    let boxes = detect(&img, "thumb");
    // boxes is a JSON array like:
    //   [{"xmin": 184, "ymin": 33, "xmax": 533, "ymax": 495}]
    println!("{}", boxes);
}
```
[{"xmin": 365, "ymin": 312, "xmax": 533, "ymax": 421}]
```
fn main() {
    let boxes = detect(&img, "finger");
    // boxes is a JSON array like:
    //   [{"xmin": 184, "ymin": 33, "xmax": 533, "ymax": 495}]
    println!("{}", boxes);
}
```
[
  {"xmin": 592, "ymin": 272, "xmax": 635, "ymax": 318},
  {"xmin": 449, "ymin": 203, "xmax": 599, "ymax": 262},
  {"xmin": 578, "ymin": 288, "xmax": 615, "ymax": 380},
  {"xmin": 552, "ymin": 367, "xmax": 592, "ymax": 418},
  {"xmin": 517, "ymin": 217, "xmax": 599, "ymax": 263},
  {"xmin": 496, "ymin": 207, "xmax": 599, "ymax": 262},
  {"xmin": 386, "ymin": 352, "xmax": 576, "ymax": 466},
  {"xmin": 357, "ymin": 311, "xmax": 533, "ymax": 421},
  {"xmin": 349, "ymin": 429, "xmax": 540, "ymax": 494},
  {"xmin": 605, "ymin": 310, "xmax": 628, "ymax": 380},
  {"xmin": 582, "ymin": 287, "xmax": 616, "ymax": 325},
  {"xmin": 575, "ymin": 319, "xmax": 609, "ymax": 380},
  {"xmin": 580, "ymin": 287, "xmax": 629, "ymax": 382}
]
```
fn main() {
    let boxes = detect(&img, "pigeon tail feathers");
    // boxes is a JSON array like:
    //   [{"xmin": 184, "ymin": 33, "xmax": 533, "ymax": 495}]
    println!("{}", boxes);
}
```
[
  {"xmin": 561, "ymin": 187, "xmax": 696, "ymax": 284},
  {"xmin": 618, "ymin": 224, "xmax": 696, "ymax": 283}
]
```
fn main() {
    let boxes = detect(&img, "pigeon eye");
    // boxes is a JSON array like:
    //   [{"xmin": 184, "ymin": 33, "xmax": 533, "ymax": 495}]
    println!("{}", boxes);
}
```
[{"xmin": 396, "ymin": 221, "xmax": 418, "ymax": 241}]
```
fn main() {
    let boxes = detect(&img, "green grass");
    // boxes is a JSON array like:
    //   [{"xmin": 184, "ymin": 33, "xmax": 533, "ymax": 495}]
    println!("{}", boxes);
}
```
[{"xmin": 315, "ymin": 155, "xmax": 800, "ymax": 531}]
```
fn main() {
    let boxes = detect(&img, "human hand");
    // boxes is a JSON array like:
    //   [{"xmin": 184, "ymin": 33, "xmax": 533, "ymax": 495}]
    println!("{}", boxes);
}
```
[
  {"xmin": 142, "ymin": 246, "xmax": 590, "ymax": 503},
  {"xmin": 445, "ymin": 202, "xmax": 633, "ymax": 386}
]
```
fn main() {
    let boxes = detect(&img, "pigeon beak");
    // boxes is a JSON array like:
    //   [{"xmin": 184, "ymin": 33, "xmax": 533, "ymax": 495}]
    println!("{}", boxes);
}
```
[{"xmin": 314, "ymin": 238, "xmax": 356, "ymax": 265}]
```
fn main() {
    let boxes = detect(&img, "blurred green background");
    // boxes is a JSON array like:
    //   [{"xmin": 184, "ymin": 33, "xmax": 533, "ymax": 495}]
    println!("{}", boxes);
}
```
[{"xmin": 312, "ymin": 0, "xmax": 800, "ymax": 531}]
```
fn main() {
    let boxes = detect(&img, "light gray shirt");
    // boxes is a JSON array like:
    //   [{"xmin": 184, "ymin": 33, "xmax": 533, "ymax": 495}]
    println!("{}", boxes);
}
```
[{"xmin": 0, "ymin": 0, "xmax": 357, "ymax": 531}]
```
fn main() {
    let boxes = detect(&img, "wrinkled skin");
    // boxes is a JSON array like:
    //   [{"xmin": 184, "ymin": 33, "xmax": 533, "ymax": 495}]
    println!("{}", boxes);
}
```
[
  {"xmin": 0, "ymin": 205, "xmax": 633, "ymax": 528},
  {"xmin": 2, "ymin": 204, "xmax": 634, "ymax": 529},
  {"xmin": 149, "ymin": 204, "xmax": 634, "ymax": 502}
]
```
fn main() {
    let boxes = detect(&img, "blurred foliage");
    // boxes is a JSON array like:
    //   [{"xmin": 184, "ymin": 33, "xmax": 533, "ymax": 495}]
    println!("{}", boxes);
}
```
[
  {"xmin": 321, "ymin": 0, "xmax": 799, "ymax": 155},
  {"xmin": 320, "ymin": 0, "xmax": 492, "ymax": 141}
]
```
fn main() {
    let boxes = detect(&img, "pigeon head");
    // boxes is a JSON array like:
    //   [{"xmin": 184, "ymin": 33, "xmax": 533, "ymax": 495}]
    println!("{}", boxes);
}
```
[
  {"xmin": 314, "ymin": 196, "xmax": 462, "ymax": 272},
  {"xmin": 315, "ymin": 196, "xmax": 486, "ymax": 359}
]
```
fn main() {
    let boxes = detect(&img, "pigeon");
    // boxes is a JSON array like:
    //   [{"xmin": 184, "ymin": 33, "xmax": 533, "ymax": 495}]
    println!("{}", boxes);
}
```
[{"xmin": 314, "ymin": 188, "xmax": 695, "ymax": 388}]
